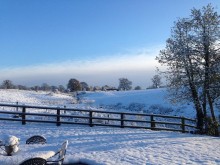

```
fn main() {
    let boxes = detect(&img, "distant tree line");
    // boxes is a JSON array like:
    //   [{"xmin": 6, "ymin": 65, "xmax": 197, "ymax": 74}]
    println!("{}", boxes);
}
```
[
  {"xmin": 0, "ymin": 77, "xmax": 155, "ymax": 93},
  {"xmin": 0, "ymin": 80, "xmax": 67, "ymax": 92},
  {"xmin": 67, "ymin": 77, "xmax": 136, "ymax": 92}
]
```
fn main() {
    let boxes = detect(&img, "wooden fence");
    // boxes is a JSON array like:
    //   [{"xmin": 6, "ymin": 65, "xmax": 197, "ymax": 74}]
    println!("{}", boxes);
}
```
[{"xmin": 0, "ymin": 103, "xmax": 197, "ymax": 133}]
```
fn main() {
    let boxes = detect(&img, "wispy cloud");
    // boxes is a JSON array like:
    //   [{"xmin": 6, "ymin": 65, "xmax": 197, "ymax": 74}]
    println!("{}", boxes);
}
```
[{"xmin": 0, "ymin": 45, "xmax": 163, "ymax": 88}]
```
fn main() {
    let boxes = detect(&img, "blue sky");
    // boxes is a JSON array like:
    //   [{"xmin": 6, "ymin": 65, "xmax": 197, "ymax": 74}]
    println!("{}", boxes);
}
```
[{"xmin": 0, "ymin": 0, "xmax": 219, "ymax": 88}]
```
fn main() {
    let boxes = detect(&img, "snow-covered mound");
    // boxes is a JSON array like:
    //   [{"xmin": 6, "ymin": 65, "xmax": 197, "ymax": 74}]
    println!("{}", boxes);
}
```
[{"xmin": 0, "ymin": 89, "xmax": 76, "ymax": 107}]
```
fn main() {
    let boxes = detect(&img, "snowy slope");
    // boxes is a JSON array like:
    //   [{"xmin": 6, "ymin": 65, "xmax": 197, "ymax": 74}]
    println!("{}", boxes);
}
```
[
  {"xmin": 78, "ymin": 89, "xmax": 197, "ymax": 118},
  {"xmin": 1, "ymin": 88, "xmax": 219, "ymax": 119},
  {"xmin": 0, "ymin": 89, "xmax": 76, "ymax": 107},
  {"xmin": 0, "ymin": 89, "xmax": 220, "ymax": 165}
]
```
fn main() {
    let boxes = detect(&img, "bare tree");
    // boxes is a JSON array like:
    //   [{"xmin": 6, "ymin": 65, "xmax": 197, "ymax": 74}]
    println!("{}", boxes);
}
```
[
  {"xmin": 191, "ymin": 5, "xmax": 220, "ymax": 136},
  {"xmin": 1, "ymin": 80, "xmax": 14, "ymax": 89},
  {"xmin": 156, "ymin": 4, "xmax": 220, "ymax": 136},
  {"xmin": 80, "ymin": 82, "xmax": 89, "ymax": 91},
  {"xmin": 118, "ymin": 78, "xmax": 132, "ymax": 91},
  {"xmin": 67, "ymin": 78, "xmax": 81, "ymax": 92},
  {"xmin": 58, "ymin": 85, "xmax": 65, "ymax": 93},
  {"xmin": 151, "ymin": 75, "xmax": 162, "ymax": 88},
  {"xmin": 41, "ymin": 83, "xmax": 51, "ymax": 91}
]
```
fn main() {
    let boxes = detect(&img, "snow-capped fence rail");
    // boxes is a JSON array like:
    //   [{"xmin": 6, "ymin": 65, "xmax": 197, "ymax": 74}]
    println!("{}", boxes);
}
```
[{"xmin": 0, "ymin": 103, "xmax": 196, "ymax": 133}]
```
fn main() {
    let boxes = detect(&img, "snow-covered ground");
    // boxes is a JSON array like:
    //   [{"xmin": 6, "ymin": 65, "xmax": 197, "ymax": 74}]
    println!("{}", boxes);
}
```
[
  {"xmin": 0, "ymin": 89, "xmax": 75, "ymax": 107},
  {"xmin": 0, "ymin": 89, "xmax": 219, "ymax": 165},
  {"xmin": 0, "ymin": 88, "xmax": 199, "ymax": 118},
  {"xmin": 0, "ymin": 123, "xmax": 220, "ymax": 165},
  {"xmin": 78, "ymin": 89, "xmax": 198, "ymax": 118}
]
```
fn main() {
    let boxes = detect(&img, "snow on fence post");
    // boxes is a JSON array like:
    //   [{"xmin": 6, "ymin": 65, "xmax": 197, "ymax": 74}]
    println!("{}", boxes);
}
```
[
  {"xmin": 57, "ymin": 107, "xmax": 61, "ymax": 126},
  {"xmin": 150, "ymin": 115, "xmax": 155, "ymax": 130},
  {"xmin": 181, "ymin": 117, "xmax": 185, "ymax": 133},
  {"xmin": 121, "ymin": 113, "xmax": 124, "ymax": 128},
  {"xmin": 22, "ymin": 106, "xmax": 26, "ymax": 125},
  {"xmin": 89, "ymin": 111, "xmax": 93, "ymax": 127}
]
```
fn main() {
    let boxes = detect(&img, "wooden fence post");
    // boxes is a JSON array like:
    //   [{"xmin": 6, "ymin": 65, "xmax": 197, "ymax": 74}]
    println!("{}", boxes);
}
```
[
  {"xmin": 22, "ymin": 106, "xmax": 26, "ymax": 125},
  {"xmin": 64, "ymin": 106, "xmax": 66, "ymax": 114},
  {"xmin": 181, "ymin": 117, "xmax": 185, "ymax": 133},
  {"xmin": 16, "ymin": 102, "xmax": 18, "ymax": 112},
  {"xmin": 57, "ymin": 108, "xmax": 61, "ymax": 126},
  {"xmin": 121, "ymin": 113, "xmax": 124, "ymax": 128},
  {"xmin": 151, "ymin": 115, "xmax": 155, "ymax": 130},
  {"xmin": 89, "ymin": 111, "xmax": 93, "ymax": 127}
]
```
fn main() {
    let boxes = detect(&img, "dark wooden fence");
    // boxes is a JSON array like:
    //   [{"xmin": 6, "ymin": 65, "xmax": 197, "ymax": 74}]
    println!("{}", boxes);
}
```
[{"xmin": 0, "ymin": 103, "xmax": 197, "ymax": 133}]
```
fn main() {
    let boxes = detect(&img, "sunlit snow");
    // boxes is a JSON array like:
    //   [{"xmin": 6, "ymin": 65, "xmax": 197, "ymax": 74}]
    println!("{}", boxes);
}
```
[{"xmin": 0, "ymin": 89, "xmax": 219, "ymax": 165}]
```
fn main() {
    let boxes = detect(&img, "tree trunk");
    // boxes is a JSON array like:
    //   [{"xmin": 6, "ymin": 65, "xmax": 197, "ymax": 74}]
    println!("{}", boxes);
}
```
[
  {"xmin": 186, "ymin": 57, "xmax": 204, "ymax": 132},
  {"xmin": 202, "ymin": 91, "xmax": 207, "ymax": 118},
  {"xmin": 207, "ymin": 92, "xmax": 219, "ymax": 136},
  {"xmin": 189, "ymin": 81, "xmax": 204, "ymax": 131}
]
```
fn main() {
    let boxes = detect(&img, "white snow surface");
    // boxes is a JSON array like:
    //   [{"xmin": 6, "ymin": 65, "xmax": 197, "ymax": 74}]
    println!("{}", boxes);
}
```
[
  {"xmin": 0, "ymin": 123, "xmax": 220, "ymax": 165},
  {"xmin": 0, "ymin": 89, "xmax": 75, "ymax": 107},
  {"xmin": 79, "ymin": 89, "xmax": 198, "ymax": 118},
  {"xmin": 0, "ymin": 89, "xmax": 219, "ymax": 165},
  {"xmin": 0, "ymin": 88, "xmax": 214, "ymax": 118}
]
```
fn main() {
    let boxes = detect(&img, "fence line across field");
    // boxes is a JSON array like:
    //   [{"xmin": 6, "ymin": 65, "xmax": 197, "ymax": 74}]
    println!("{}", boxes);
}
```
[{"xmin": 0, "ymin": 103, "xmax": 197, "ymax": 133}]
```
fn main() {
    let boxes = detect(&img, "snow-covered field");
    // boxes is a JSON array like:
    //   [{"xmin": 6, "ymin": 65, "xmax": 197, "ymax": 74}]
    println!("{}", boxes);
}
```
[
  {"xmin": 1, "ymin": 123, "xmax": 220, "ymax": 165},
  {"xmin": 0, "ymin": 88, "xmax": 199, "ymax": 118},
  {"xmin": 0, "ymin": 89, "xmax": 219, "ymax": 165},
  {"xmin": 78, "ymin": 89, "xmax": 197, "ymax": 118},
  {"xmin": 0, "ymin": 89, "xmax": 75, "ymax": 107}
]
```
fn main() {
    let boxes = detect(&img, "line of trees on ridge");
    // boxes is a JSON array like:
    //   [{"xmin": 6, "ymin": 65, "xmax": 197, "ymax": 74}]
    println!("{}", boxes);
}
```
[{"xmin": 0, "ymin": 75, "xmax": 163, "ymax": 93}]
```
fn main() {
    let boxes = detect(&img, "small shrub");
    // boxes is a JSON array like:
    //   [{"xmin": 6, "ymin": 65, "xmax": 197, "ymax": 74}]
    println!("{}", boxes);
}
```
[{"xmin": 205, "ymin": 117, "xmax": 219, "ymax": 137}]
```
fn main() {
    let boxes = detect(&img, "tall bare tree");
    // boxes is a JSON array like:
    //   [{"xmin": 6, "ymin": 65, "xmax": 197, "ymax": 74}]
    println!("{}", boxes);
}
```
[
  {"xmin": 192, "ymin": 5, "xmax": 220, "ymax": 135},
  {"xmin": 157, "ymin": 4, "xmax": 220, "ymax": 136}
]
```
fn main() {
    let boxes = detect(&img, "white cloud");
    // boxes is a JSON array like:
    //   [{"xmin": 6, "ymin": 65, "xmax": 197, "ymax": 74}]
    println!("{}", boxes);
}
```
[{"xmin": 0, "ymin": 46, "xmax": 162, "ymax": 88}]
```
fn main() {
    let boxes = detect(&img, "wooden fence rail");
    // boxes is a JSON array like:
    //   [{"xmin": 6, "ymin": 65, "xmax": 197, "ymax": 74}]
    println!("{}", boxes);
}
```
[{"xmin": 0, "ymin": 103, "xmax": 197, "ymax": 133}]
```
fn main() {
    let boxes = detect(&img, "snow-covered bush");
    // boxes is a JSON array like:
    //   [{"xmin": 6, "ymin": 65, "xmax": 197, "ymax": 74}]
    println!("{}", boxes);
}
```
[
  {"xmin": 3, "ymin": 135, "xmax": 20, "ymax": 146},
  {"xmin": 2, "ymin": 135, "xmax": 20, "ymax": 155}
]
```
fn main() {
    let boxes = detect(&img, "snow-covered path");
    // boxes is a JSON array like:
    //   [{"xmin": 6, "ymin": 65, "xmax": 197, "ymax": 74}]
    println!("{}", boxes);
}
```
[{"xmin": 0, "ymin": 122, "xmax": 219, "ymax": 165}]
